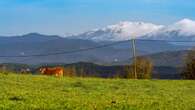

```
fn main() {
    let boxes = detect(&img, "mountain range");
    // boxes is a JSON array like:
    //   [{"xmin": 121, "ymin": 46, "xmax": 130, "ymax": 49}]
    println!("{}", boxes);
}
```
[
  {"xmin": 72, "ymin": 18, "xmax": 195, "ymax": 42},
  {"xmin": 0, "ymin": 18, "xmax": 195, "ymax": 66}
]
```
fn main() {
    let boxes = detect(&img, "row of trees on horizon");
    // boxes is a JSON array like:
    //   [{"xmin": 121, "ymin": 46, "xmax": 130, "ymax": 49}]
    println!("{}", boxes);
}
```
[{"xmin": 0, "ymin": 51, "xmax": 195, "ymax": 80}]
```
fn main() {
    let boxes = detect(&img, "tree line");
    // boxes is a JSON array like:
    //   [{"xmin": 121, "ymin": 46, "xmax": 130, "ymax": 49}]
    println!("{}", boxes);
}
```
[{"xmin": 1, "ymin": 50, "xmax": 195, "ymax": 80}]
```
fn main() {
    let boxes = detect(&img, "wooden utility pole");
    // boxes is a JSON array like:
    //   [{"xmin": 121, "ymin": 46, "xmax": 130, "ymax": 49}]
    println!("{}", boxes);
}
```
[{"xmin": 132, "ymin": 38, "xmax": 137, "ymax": 79}]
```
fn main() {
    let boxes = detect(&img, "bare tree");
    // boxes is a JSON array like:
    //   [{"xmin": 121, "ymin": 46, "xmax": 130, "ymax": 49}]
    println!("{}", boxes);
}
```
[{"xmin": 125, "ymin": 57, "xmax": 153, "ymax": 79}]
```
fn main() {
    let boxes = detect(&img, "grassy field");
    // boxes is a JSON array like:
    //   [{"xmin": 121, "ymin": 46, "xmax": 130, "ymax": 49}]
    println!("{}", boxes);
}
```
[{"xmin": 0, "ymin": 73, "xmax": 195, "ymax": 110}]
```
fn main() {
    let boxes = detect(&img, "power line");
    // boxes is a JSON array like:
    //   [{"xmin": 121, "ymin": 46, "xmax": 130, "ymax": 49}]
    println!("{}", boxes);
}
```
[
  {"xmin": 1, "ymin": 38, "xmax": 195, "ymax": 58},
  {"xmin": 136, "ymin": 39, "xmax": 195, "ymax": 42},
  {"xmin": 0, "ymin": 40, "xmax": 131, "ymax": 58}
]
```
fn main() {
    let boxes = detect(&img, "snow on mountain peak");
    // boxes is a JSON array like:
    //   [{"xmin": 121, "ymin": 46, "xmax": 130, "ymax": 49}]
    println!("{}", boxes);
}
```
[
  {"xmin": 143, "ymin": 18, "xmax": 195, "ymax": 40},
  {"xmin": 73, "ymin": 19, "xmax": 195, "ymax": 41},
  {"xmin": 176, "ymin": 18, "xmax": 195, "ymax": 25},
  {"xmin": 103, "ymin": 21, "xmax": 164, "ymax": 38},
  {"xmin": 77, "ymin": 21, "xmax": 164, "ymax": 41},
  {"xmin": 171, "ymin": 18, "xmax": 195, "ymax": 36}
]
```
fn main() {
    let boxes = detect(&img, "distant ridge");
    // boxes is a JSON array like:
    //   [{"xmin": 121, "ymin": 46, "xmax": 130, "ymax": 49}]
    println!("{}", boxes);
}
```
[{"xmin": 0, "ymin": 33, "xmax": 190, "ymax": 65}]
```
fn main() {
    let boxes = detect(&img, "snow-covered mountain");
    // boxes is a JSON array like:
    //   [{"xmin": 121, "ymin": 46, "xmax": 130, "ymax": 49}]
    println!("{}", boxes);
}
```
[
  {"xmin": 73, "ymin": 21, "xmax": 164, "ymax": 41},
  {"xmin": 72, "ymin": 18, "xmax": 195, "ymax": 42},
  {"xmin": 144, "ymin": 19, "xmax": 195, "ymax": 41}
]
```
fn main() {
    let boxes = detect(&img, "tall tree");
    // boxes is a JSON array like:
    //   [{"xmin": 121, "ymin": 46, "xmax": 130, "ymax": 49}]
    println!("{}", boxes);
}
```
[{"xmin": 182, "ymin": 50, "xmax": 195, "ymax": 79}]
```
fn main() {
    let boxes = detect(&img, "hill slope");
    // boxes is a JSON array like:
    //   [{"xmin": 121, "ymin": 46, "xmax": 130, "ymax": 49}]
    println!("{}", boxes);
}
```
[{"xmin": 115, "ymin": 50, "xmax": 190, "ymax": 67}]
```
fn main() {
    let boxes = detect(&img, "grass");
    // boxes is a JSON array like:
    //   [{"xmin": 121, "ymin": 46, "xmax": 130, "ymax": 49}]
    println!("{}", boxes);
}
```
[{"xmin": 0, "ymin": 73, "xmax": 195, "ymax": 110}]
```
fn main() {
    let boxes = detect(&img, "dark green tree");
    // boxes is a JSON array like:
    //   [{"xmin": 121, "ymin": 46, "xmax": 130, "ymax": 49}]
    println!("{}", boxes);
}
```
[{"xmin": 182, "ymin": 50, "xmax": 195, "ymax": 79}]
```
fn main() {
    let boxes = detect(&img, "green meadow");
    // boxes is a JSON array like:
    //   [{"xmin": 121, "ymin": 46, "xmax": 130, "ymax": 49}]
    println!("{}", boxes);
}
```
[{"xmin": 0, "ymin": 73, "xmax": 195, "ymax": 110}]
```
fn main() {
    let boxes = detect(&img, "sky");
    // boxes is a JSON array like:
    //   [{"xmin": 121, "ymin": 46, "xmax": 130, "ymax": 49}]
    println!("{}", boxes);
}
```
[{"xmin": 0, "ymin": 0, "xmax": 195, "ymax": 36}]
